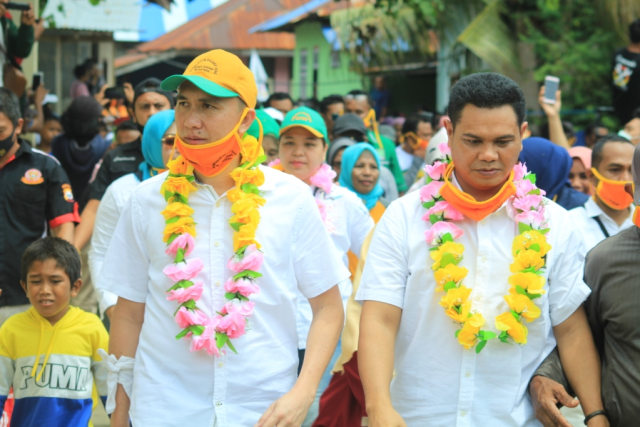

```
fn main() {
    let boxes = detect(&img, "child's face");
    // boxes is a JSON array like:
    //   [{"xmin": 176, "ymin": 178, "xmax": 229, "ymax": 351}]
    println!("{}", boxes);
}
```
[{"xmin": 20, "ymin": 259, "xmax": 81, "ymax": 325}]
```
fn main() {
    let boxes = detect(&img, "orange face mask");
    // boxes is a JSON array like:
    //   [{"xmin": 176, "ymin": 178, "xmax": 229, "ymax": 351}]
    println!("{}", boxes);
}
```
[
  {"xmin": 176, "ymin": 109, "xmax": 248, "ymax": 177},
  {"xmin": 591, "ymin": 168, "xmax": 634, "ymax": 210},
  {"xmin": 403, "ymin": 132, "xmax": 429, "ymax": 150}
]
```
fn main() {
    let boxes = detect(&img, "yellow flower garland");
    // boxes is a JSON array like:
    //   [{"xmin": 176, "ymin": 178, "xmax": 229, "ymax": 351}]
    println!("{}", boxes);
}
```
[
  {"xmin": 422, "ymin": 161, "xmax": 551, "ymax": 353},
  {"xmin": 160, "ymin": 133, "xmax": 266, "ymax": 355}
]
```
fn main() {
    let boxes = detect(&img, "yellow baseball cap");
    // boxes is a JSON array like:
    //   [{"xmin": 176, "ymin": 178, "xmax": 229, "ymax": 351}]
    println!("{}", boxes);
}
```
[{"xmin": 161, "ymin": 49, "xmax": 257, "ymax": 108}]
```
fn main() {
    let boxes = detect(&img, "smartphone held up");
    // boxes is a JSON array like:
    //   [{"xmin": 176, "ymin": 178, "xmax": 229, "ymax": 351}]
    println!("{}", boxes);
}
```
[{"xmin": 542, "ymin": 75, "xmax": 559, "ymax": 104}]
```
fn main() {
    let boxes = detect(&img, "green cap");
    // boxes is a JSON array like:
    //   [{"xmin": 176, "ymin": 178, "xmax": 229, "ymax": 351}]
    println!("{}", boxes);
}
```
[
  {"xmin": 247, "ymin": 109, "xmax": 281, "ymax": 140},
  {"xmin": 280, "ymin": 106, "xmax": 328, "ymax": 144}
]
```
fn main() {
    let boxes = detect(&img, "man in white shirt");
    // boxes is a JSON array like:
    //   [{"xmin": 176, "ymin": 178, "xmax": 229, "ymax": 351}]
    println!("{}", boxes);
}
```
[
  {"xmin": 102, "ymin": 49, "xmax": 346, "ymax": 427},
  {"xmin": 357, "ymin": 72, "xmax": 607, "ymax": 427},
  {"xmin": 569, "ymin": 135, "xmax": 634, "ymax": 251}
]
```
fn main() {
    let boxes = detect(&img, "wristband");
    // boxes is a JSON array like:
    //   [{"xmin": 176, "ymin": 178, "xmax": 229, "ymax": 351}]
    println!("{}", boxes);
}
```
[
  {"xmin": 584, "ymin": 409, "xmax": 607, "ymax": 425},
  {"xmin": 98, "ymin": 349, "xmax": 135, "ymax": 414}
]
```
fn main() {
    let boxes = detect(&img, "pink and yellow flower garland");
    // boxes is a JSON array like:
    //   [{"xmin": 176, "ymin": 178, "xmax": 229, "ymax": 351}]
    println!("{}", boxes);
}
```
[
  {"xmin": 160, "ymin": 134, "xmax": 266, "ymax": 356},
  {"xmin": 420, "ymin": 145, "xmax": 551, "ymax": 353}
]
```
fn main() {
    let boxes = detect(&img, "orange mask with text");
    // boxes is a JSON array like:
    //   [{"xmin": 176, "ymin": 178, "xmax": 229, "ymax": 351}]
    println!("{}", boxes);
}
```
[
  {"xmin": 591, "ymin": 168, "xmax": 634, "ymax": 210},
  {"xmin": 175, "ymin": 109, "xmax": 248, "ymax": 177}
]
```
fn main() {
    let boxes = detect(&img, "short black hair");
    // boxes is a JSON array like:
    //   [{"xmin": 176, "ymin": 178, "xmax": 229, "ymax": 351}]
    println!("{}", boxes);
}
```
[
  {"xmin": 629, "ymin": 19, "xmax": 640, "ymax": 43},
  {"xmin": 266, "ymin": 92, "xmax": 293, "ymax": 106},
  {"xmin": 319, "ymin": 94, "xmax": 344, "ymax": 114},
  {"xmin": 401, "ymin": 113, "xmax": 433, "ymax": 134},
  {"xmin": 447, "ymin": 72, "xmax": 526, "ymax": 127},
  {"xmin": 133, "ymin": 78, "xmax": 175, "ymax": 109},
  {"xmin": 21, "ymin": 237, "xmax": 81, "ymax": 284},
  {"xmin": 591, "ymin": 134, "xmax": 633, "ymax": 169},
  {"xmin": 0, "ymin": 87, "xmax": 22, "ymax": 127},
  {"xmin": 345, "ymin": 89, "xmax": 371, "ymax": 107}
]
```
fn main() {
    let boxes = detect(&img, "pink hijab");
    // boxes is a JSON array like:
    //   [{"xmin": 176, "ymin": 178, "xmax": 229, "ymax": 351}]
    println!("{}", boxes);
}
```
[{"xmin": 568, "ymin": 146, "xmax": 592, "ymax": 169}]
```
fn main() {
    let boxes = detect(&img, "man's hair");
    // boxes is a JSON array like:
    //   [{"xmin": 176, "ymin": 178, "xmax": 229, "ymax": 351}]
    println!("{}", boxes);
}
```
[
  {"xmin": 447, "ymin": 72, "xmax": 526, "ymax": 127},
  {"xmin": 629, "ymin": 18, "xmax": 640, "ymax": 43},
  {"xmin": 266, "ymin": 92, "xmax": 293, "ymax": 106},
  {"xmin": 401, "ymin": 112, "xmax": 434, "ymax": 134},
  {"xmin": 591, "ymin": 134, "xmax": 633, "ymax": 169},
  {"xmin": 345, "ymin": 89, "xmax": 371, "ymax": 107},
  {"xmin": 133, "ymin": 78, "xmax": 175, "ymax": 109},
  {"xmin": 319, "ymin": 94, "xmax": 344, "ymax": 114},
  {"xmin": 21, "ymin": 237, "xmax": 81, "ymax": 284},
  {"xmin": 116, "ymin": 120, "xmax": 139, "ymax": 133},
  {"xmin": 0, "ymin": 87, "xmax": 22, "ymax": 127}
]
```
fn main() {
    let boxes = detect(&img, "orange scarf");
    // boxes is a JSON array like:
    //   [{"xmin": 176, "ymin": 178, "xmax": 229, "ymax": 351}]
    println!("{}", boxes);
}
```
[
  {"xmin": 633, "ymin": 205, "xmax": 640, "ymax": 229},
  {"xmin": 439, "ymin": 163, "xmax": 516, "ymax": 221}
]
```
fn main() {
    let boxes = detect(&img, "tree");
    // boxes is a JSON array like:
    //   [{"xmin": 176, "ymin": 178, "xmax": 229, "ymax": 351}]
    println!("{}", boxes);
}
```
[{"xmin": 335, "ymin": 0, "xmax": 639, "ymax": 126}]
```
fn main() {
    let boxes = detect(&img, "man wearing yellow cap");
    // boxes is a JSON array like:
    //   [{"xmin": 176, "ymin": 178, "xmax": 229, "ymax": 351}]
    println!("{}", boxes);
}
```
[{"xmin": 101, "ymin": 49, "xmax": 346, "ymax": 426}]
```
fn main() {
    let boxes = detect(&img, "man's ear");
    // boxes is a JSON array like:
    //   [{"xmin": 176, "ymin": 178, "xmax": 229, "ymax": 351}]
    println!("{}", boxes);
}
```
[
  {"xmin": 70, "ymin": 279, "xmax": 83, "ymax": 298},
  {"xmin": 20, "ymin": 280, "xmax": 27, "ymax": 294},
  {"xmin": 239, "ymin": 109, "xmax": 256, "ymax": 135}
]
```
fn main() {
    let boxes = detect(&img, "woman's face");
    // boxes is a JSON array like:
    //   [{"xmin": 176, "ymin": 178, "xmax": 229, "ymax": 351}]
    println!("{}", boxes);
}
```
[
  {"xmin": 279, "ymin": 127, "xmax": 327, "ymax": 183},
  {"xmin": 262, "ymin": 135, "xmax": 279, "ymax": 165},
  {"xmin": 351, "ymin": 150, "xmax": 379, "ymax": 194},
  {"xmin": 568, "ymin": 158, "xmax": 591, "ymax": 195},
  {"xmin": 331, "ymin": 147, "xmax": 346, "ymax": 180},
  {"xmin": 161, "ymin": 123, "xmax": 178, "ymax": 166}
]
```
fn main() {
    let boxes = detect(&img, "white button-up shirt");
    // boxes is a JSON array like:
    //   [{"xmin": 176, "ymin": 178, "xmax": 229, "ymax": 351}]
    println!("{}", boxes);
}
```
[
  {"xmin": 90, "ymin": 172, "xmax": 140, "ymax": 315},
  {"xmin": 102, "ymin": 166, "xmax": 348, "ymax": 426},
  {"xmin": 296, "ymin": 184, "xmax": 373, "ymax": 348},
  {"xmin": 357, "ymin": 189, "xmax": 590, "ymax": 426},
  {"xmin": 568, "ymin": 197, "xmax": 633, "ymax": 251}
]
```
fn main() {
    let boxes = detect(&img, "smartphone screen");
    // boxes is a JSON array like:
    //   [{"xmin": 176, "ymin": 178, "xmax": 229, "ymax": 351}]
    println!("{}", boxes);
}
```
[
  {"xmin": 543, "ymin": 75, "xmax": 559, "ymax": 104},
  {"xmin": 32, "ymin": 72, "xmax": 43, "ymax": 90}
]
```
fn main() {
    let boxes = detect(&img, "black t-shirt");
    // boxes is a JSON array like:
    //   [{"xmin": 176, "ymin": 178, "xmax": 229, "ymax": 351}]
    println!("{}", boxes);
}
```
[
  {"xmin": 611, "ymin": 48, "xmax": 640, "ymax": 124},
  {"xmin": 0, "ymin": 140, "xmax": 78, "ymax": 306},
  {"xmin": 88, "ymin": 138, "xmax": 144, "ymax": 202}
]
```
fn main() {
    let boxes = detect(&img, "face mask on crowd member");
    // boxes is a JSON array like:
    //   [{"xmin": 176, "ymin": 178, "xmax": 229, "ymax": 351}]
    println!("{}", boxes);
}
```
[{"xmin": 590, "ymin": 136, "xmax": 635, "ymax": 211}]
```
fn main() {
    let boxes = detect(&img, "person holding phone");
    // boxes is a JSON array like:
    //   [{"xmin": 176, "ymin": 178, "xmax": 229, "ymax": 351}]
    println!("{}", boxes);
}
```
[
  {"xmin": 0, "ymin": 0, "xmax": 36, "ymax": 92},
  {"xmin": 538, "ymin": 76, "xmax": 572, "ymax": 149}
]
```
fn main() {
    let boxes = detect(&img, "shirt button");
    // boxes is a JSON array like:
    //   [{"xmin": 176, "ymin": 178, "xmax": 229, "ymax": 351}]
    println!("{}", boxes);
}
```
[
  {"xmin": 465, "ymin": 371, "xmax": 471, "ymax": 378},
  {"xmin": 214, "ymin": 241, "xmax": 220, "ymax": 248},
  {"xmin": 215, "ymin": 201, "xmax": 221, "ymax": 208},
  {"xmin": 460, "ymin": 410, "xmax": 468, "ymax": 417},
  {"xmin": 215, "ymin": 401, "xmax": 222, "ymax": 407},
  {"xmin": 217, "ymin": 362, "xmax": 224, "ymax": 368},
  {"xmin": 215, "ymin": 281, "xmax": 221, "ymax": 287}
]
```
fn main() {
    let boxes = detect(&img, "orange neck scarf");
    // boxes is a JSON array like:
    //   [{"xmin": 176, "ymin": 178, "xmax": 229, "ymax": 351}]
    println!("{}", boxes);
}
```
[
  {"xmin": 439, "ymin": 163, "xmax": 516, "ymax": 221},
  {"xmin": 633, "ymin": 205, "xmax": 640, "ymax": 228}
]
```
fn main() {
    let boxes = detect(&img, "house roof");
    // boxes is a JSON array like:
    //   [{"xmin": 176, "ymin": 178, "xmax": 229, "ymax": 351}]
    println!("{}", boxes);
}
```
[
  {"xmin": 135, "ymin": 0, "xmax": 303, "ymax": 53},
  {"xmin": 42, "ymin": 0, "xmax": 140, "ymax": 33},
  {"xmin": 250, "ymin": 0, "xmax": 354, "ymax": 33}
]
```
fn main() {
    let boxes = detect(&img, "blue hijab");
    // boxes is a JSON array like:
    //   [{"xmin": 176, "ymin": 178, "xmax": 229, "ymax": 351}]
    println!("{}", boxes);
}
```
[
  {"xmin": 519, "ymin": 136, "xmax": 588, "ymax": 209},
  {"xmin": 139, "ymin": 109, "xmax": 175, "ymax": 180},
  {"xmin": 339, "ymin": 143, "xmax": 384, "ymax": 210}
]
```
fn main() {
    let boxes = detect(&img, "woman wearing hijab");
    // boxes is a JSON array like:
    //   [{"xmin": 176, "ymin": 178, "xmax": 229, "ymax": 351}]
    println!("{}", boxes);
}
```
[
  {"xmin": 568, "ymin": 146, "xmax": 593, "ymax": 195},
  {"xmin": 89, "ymin": 109, "xmax": 176, "ymax": 322},
  {"xmin": 519, "ymin": 137, "xmax": 589, "ymax": 210},
  {"xmin": 339, "ymin": 143, "xmax": 386, "ymax": 222}
]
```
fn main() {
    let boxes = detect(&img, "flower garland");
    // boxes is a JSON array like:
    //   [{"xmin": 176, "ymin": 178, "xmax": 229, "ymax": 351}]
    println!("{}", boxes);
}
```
[
  {"xmin": 269, "ymin": 159, "xmax": 337, "ymax": 232},
  {"xmin": 160, "ymin": 134, "xmax": 266, "ymax": 356},
  {"xmin": 420, "ymin": 144, "xmax": 551, "ymax": 353}
]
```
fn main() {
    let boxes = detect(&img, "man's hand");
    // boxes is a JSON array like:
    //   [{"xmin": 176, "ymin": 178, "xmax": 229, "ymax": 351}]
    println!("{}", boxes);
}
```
[
  {"xmin": 20, "ymin": 4, "xmax": 36, "ymax": 26},
  {"xmin": 538, "ymin": 86, "xmax": 562, "ymax": 118},
  {"xmin": 367, "ymin": 405, "xmax": 407, "ymax": 427},
  {"xmin": 255, "ymin": 387, "xmax": 314, "ymax": 427},
  {"xmin": 529, "ymin": 375, "xmax": 578, "ymax": 427}
]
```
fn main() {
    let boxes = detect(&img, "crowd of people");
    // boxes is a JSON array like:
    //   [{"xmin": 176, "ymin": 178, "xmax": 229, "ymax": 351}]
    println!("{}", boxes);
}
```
[{"xmin": 0, "ymin": 9, "xmax": 640, "ymax": 427}]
